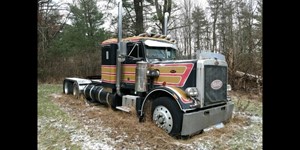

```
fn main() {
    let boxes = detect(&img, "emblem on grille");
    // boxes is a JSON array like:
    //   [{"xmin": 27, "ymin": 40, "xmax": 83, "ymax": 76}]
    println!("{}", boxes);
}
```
[{"xmin": 211, "ymin": 79, "xmax": 223, "ymax": 90}]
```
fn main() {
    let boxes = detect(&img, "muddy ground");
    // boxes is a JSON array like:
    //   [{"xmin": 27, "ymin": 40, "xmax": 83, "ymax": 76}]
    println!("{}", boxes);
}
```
[{"xmin": 39, "ymin": 91, "xmax": 262, "ymax": 150}]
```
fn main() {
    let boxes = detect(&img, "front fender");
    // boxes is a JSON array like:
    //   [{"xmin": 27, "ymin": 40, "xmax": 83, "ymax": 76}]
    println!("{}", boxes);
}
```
[{"xmin": 139, "ymin": 86, "xmax": 196, "ymax": 117}]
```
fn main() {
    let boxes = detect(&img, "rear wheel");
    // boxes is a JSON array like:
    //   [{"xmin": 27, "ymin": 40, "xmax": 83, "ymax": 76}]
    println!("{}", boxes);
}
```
[
  {"xmin": 152, "ymin": 97, "xmax": 183, "ymax": 137},
  {"xmin": 73, "ymin": 82, "xmax": 80, "ymax": 99},
  {"xmin": 63, "ymin": 80, "xmax": 73, "ymax": 94}
]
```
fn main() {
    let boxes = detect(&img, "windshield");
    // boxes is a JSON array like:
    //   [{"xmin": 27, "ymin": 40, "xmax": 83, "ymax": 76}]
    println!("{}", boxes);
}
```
[{"xmin": 145, "ymin": 46, "xmax": 176, "ymax": 62}]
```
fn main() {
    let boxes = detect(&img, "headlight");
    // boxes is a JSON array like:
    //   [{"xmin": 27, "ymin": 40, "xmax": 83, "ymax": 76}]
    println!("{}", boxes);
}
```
[
  {"xmin": 227, "ymin": 84, "xmax": 232, "ymax": 101},
  {"xmin": 185, "ymin": 87, "xmax": 198, "ymax": 97},
  {"xmin": 227, "ymin": 84, "xmax": 232, "ymax": 91}
]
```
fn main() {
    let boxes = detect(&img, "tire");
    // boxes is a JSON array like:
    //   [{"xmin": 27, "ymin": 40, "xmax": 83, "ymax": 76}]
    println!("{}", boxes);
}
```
[
  {"xmin": 63, "ymin": 80, "xmax": 73, "ymax": 94},
  {"xmin": 152, "ymin": 97, "xmax": 183, "ymax": 137},
  {"xmin": 73, "ymin": 82, "xmax": 80, "ymax": 99}
]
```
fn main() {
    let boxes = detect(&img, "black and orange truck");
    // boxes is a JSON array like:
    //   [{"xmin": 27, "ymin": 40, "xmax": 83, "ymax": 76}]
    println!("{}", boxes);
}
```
[{"xmin": 62, "ymin": 1, "xmax": 234, "ymax": 137}]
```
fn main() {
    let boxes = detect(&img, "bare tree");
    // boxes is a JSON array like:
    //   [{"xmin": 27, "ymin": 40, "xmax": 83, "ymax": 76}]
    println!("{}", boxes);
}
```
[
  {"xmin": 208, "ymin": 0, "xmax": 222, "ymax": 52},
  {"xmin": 134, "ymin": 0, "xmax": 144, "ymax": 34},
  {"xmin": 150, "ymin": 0, "xmax": 172, "ymax": 33},
  {"xmin": 228, "ymin": 0, "xmax": 262, "ymax": 91},
  {"xmin": 215, "ymin": 0, "xmax": 236, "ymax": 88},
  {"xmin": 38, "ymin": 0, "xmax": 71, "ymax": 79},
  {"xmin": 179, "ymin": 0, "xmax": 193, "ymax": 59}
]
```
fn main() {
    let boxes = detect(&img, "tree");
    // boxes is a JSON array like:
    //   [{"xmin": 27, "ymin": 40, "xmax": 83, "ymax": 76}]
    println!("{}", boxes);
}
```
[
  {"xmin": 38, "ymin": 0, "xmax": 64, "ymax": 56},
  {"xmin": 192, "ymin": 6, "xmax": 208, "ymax": 50},
  {"xmin": 146, "ymin": 0, "xmax": 172, "ymax": 34},
  {"xmin": 134, "ymin": 0, "xmax": 144, "ymax": 34},
  {"xmin": 38, "ymin": 0, "xmax": 110, "ymax": 82},
  {"xmin": 108, "ymin": 0, "xmax": 146, "ymax": 36},
  {"xmin": 216, "ymin": 0, "xmax": 236, "ymax": 88},
  {"xmin": 69, "ymin": 0, "xmax": 105, "ymax": 49},
  {"xmin": 181, "ymin": 0, "xmax": 193, "ymax": 58},
  {"xmin": 208, "ymin": 0, "xmax": 222, "ymax": 52},
  {"xmin": 109, "ymin": 0, "xmax": 178, "ymax": 36},
  {"xmin": 227, "ymin": 0, "xmax": 262, "ymax": 91},
  {"xmin": 38, "ymin": 0, "xmax": 70, "ymax": 81}
]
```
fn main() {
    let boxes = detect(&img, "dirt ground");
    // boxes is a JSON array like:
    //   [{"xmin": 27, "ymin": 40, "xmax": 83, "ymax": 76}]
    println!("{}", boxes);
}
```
[{"xmin": 38, "ymin": 89, "xmax": 262, "ymax": 150}]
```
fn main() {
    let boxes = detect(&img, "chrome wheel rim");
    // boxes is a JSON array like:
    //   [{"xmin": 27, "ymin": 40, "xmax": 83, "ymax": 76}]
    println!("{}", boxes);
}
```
[
  {"xmin": 153, "ymin": 106, "xmax": 173, "ymax": 133},
  {"xmin": 64, "ymin": 82, "xmax": 69, "ymax": 94},
  {"xmin": 73, "ymin": 84, "xmax": 78, "ymax": 96}
]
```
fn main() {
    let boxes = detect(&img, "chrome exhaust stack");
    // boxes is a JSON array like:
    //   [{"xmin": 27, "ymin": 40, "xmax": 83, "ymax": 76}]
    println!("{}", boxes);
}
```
[{"xmin": 116, "ymin": 1, "xmax": 126, "ymax": 96}]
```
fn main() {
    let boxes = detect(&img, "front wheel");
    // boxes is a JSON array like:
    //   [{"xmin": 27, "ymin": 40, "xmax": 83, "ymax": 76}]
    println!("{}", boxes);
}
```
[{"xmin": 152, "ymin": 97, "xmax": 183, "ymax": 137}]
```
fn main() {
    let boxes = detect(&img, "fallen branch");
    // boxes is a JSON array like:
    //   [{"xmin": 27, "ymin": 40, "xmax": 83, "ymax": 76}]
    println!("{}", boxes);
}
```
[{"xmin": 235, "ymin": 71, "xmax": 262, "ymax": 83}]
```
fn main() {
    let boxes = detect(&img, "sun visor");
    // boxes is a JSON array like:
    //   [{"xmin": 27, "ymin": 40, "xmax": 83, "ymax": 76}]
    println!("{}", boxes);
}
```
[
  {"xmin": 144, "ymin": 40, "xmax": 178, "ymax": 50},
  {"xmin": 197, "ymin": 51, "xmax": 226, "ymax": 61}
]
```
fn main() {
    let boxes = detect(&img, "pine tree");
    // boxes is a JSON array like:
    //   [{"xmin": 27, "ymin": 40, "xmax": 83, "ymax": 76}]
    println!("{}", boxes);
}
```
[{"xmin": 192, "ymin": 6, "xmax": 208, "ymax": 50}]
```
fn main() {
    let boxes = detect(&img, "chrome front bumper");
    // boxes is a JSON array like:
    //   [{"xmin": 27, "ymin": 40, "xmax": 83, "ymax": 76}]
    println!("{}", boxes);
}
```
[{"xmin": 181, "ymin": 101, "xmax": 234, "ymax": 136}]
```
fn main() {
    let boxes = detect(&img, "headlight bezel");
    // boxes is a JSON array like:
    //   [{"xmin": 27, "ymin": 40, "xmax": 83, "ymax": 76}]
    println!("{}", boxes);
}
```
[{"xmin": 185, "ymin": 87, "xmax": 198, "ymax": 97}]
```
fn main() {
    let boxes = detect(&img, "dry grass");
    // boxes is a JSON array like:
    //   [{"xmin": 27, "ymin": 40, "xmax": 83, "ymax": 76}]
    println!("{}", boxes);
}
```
[
  {"xmin": 230, "ymin": 91, "xmax": 262, "ymax": 117},
  {"xmin": 38, "ymin": 84, "xmax": 262, "ymax": 149},
  {"xmin": 52, "ymin": 92, "xmax": 183, "ymax": 149}
]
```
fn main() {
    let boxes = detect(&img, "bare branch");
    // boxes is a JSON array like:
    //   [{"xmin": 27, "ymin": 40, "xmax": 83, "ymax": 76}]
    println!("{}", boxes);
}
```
[
  {"xmin": 155, "ymin": 23, "xmax": 162, "ymax": 31},
  {"xmin": 168, "ymin": 24, "xmax": 190, "ymax": 31},
  {"xmin": 52, "ymin": 11, "xmax": 72, "ymax": 39},
  {"xmin": 124, "ymin": 6, "xmax": 136, "ymax": 24}
]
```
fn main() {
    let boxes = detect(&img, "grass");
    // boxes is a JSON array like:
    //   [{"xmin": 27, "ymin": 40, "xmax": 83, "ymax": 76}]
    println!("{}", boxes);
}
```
[
  {"xmin": 38, "ymin": 84, "xmax": 81, "ymax": 150},
  {"xmin": 38, "ymin": 84, "xmax": 65, "ymax": 117},
  {"xmin": 38, "ymin": 84, "xmax": 262, "ymax": 149},
  {"xmin": 230, "ymin": 92, "xmax": 262, "ymax": 117},
  {"xmin": 227, "ymin": 124, "xmax": 262, "ymax": 149}
]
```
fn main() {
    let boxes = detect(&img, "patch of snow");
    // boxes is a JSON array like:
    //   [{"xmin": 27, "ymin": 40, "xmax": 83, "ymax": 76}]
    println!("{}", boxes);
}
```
[
  {"xmin": 193, "ymin": 140, "xmax": 214, "ymax": 150},
  {"xmin": 203, "ymin": 127, "xmax": 213, "ymax": 132},
  {"xmin": 203, "ymin": 123, "xmax": 224, "ymax": 132},
  {"xmin": 214, "ymin": 123, "xmax": 224, "ymax": 129},
  {"xmin": 50, "ymin": 93, "xmax": 62, "ymax": 99},
  {"xmin": 234, "ymin": 111, "xmax": 262, "ymax": 124},
  {"xmin": 42, "ymin": 117, "xmax": 115, "ymax": 150},
  {"xmin": 71, "ymin": 132, "xmax": 113, "ymax": 150},
  {"xmin": 250, "ymin": 116, "xmax": 262, "ymax": 124}
]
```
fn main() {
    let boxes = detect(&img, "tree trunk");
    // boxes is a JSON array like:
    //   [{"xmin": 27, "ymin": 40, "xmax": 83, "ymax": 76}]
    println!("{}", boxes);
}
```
[
  {"xmin": 154, "ymin": 0, "xmax": 172, "ymax": 33},
  {"xmin": 134, "ymin": 0, "xmax": 144, "ymax": 35}
]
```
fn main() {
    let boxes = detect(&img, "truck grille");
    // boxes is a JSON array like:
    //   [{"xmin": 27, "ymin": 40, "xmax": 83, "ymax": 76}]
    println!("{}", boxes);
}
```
[{"xmin": 204, "ymin": 65, "xmax": 227, "ymax": 106}]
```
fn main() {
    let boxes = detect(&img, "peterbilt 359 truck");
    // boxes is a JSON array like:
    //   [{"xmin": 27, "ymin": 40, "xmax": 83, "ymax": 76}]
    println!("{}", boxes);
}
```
[{"xmin": 62, "ymin": 1, "xmax": 234, "ymax": 137}]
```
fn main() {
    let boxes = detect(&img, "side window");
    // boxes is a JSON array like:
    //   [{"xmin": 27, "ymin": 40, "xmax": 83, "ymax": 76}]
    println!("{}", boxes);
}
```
[
  {"xmin": 127, "ymin": 42, "xmax": 139, "ymax": 58},
  {"xmin": 125, "ymin": 42, "xmax": 144, "ymax": 64}
]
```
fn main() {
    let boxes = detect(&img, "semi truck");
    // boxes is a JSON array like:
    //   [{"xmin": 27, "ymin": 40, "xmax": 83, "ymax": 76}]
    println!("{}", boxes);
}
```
[{"xmin": 62, "ymin": 1, "xmax": 234, "ymax": 138}]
